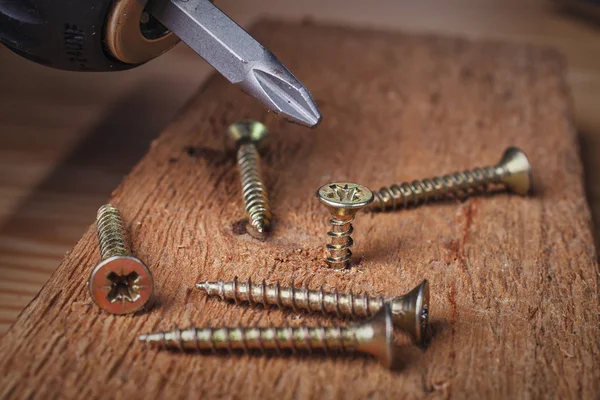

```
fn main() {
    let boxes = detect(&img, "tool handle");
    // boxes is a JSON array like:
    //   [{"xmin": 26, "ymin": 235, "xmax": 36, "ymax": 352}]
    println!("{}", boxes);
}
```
[{"xmin": 0, "ymin": 0, "xmax": 134, "ymax": 71}]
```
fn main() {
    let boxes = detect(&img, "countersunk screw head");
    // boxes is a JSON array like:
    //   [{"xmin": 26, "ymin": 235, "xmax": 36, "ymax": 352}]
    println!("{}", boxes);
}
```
[
  {"xmin": 496, "ymin": 146, "xmax": 532, "ymax": 195},
  {"xmin": 90, "ymin": 204, "xmax": 153, "ymax": 315},
  {"xmin": 317, "ymin": 182, "xmax": 374, "ymax": 217},
  {"xmin": 89, "ymin": 256, "xmax": 154, "ymax": 315},
  {"xmin": 226, "ymin": 120, "xmax": 269, "ymax": 152},
  {"xmin": 389, "ymin": 280, "xmax": 430, "ymax": 344},
  {"xmin": 362, "ymin": 304, "xmax": 395, "ymax": 369}
]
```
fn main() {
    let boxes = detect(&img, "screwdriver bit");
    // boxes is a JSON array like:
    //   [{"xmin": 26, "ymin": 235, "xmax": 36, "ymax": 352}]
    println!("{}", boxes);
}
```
[{"xmin": 148, "ymin": 0, "xmax": 322, "ymax": 128}]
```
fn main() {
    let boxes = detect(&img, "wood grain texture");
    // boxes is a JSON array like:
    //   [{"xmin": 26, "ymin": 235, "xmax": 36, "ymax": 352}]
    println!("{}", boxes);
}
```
[
  {"xmin": 0, "ymin": 21, "xmax": 598, "ymax": 398},
  {"xmin": 3, "ymin": 0, "xmax": 600, "ymax": 336},
  {"xmin": 0, "ymin": 42, "xmax": 211, "ymax": 320}
]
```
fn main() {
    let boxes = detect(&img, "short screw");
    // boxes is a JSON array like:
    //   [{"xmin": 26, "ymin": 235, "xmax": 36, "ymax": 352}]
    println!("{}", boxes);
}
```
[
  {"xmin": 196, "ymin": 278, "xmax": 429, "ymax": 343},
  {"xmin": 316, "ymin": 183, "xmax": 374, "ymax": 268},
  {"xmin": 369, "ymin": 147, "xmax": 533, "ymax": 212},
  {"xmin": 226, "ymin": 120, "xmax": 271, "ymax": 238},
  {"xmin": 139, "ymin": 304, "xmax": 395, "ymax": 368},
  {"xmin": 89, "ymin": 204, "xmax": 153, "ymax": 315}
]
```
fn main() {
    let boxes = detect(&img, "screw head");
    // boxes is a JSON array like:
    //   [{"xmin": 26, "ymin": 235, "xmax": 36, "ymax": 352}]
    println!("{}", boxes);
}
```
[
  {"xmin": 357, "ymin": 303, "xmax": 394, "ymax": 369},
  {"xmin": 496, "ymin": 147, "xmax": 532, "ymax": 195},
  {"xmin": 89, "ymin": 256, "xmax": 154, "ymax": 315},
  {"xmin": 316, "ymin": 182, "xmax": 374, "ymax": 216},
  {"xmin": 226, "ymin": 120, "xmax": 269, "ymax": 152},
  {"xmin": 390, "ymin": 280, "xmax": 429, "ymax": 344}
]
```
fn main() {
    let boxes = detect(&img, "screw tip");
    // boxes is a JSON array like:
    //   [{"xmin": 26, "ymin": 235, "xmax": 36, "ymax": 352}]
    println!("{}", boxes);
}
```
[
  {"xmin": 254, "ymin": 222, "xmax": 266, "ymax": 234},
  {"xmin": 138, "ymin": 332, "xmax": 167, "ymax": 347},
  {"xmin": 247, "ymin": 220, "xmax": 269, "ymax": 240}
]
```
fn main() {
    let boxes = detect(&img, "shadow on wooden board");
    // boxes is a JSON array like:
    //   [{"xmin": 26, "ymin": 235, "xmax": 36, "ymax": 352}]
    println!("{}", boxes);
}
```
[{"xmin": 0, "ymin": 80, "xmax": 193, "ymax": 294}]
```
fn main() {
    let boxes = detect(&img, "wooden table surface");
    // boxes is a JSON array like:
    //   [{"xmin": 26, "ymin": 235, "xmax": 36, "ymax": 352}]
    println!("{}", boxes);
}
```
[
  {"xmin": 1, "ymin": 20, "xmax": 598, "ymax": 398},
  {"xmin": 0, "ymin": 0, "xmax": 599, "ymax": 336}
]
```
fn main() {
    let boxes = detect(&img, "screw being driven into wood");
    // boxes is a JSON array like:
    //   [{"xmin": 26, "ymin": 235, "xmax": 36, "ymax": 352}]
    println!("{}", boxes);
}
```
[
  {"xmin": 196, "ymin": 278, "xmax": 429, "ymax": 343},
  {"xmin": 88, "ymin": 204, "xmax": 153, "ymax": 315},
  {"xmin": 316, "ymin": 183, "xmax": 374, "ymax": 269},
  {"xmin": 369, "ymin": 147, "xmax": 532, "ymax": 212},
  {"xmin": 139, "ymin": 304, "xmax": 395, "ymax": 368},
  {"xmin": 226, "ymin": 121, "xmax": 272, "ymax": 239}
]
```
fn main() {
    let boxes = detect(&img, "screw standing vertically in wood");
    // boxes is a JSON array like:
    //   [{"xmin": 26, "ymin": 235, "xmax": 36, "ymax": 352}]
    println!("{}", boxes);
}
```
[
  {"xmin": 227, "ymin": 121, "xmax": 271, "ymax": 238},
  {"xmin": 316, "ymin": 183, "xmax": 374, "ymax": 268},
  {"xmin": 369, "ymin": 147, "xmax": 533, "ymax": 212},
  {"xmin": 89, "ymin": 204, "xmax": 153, "ymax": 315},
  {"xmin": 196, "ymin": 278, "xmax": 430, "ymax": 343},
  {"xmin": 139, "ymin": 304, "xmax": 395, "ymax": 368}
]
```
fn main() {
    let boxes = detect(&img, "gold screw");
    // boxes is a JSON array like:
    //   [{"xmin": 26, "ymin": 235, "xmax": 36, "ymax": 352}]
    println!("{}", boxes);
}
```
[
  {"xmin": 316, "ymin": 183, "xmax": 374, "ymax": 269},
  {"xmin": 369, "ymin": 147, "xmax": 533, "ymax": 212},
  {"xmin": 226, "ymin": 121, "xmax": 271, "ymax": 238},
  {"xmin": 88, "ymin": 204, "xmax": 153, "ymax": 315},
  {"xmin": 196, "ymin": 278, "xmax": 429, "ymax": 343},
  {"xmin": 139, "ymin": 304, "xmax": 395, "ymax": 368}
]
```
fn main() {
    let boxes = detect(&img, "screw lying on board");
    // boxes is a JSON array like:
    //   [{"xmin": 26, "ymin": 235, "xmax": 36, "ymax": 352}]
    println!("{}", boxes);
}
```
[
  {"xmin": 89, "ymin": 204, "xmax": 153, "ymax": 315},
  {"xmin": 196, "ymin": 278, "xmax": 429, "ymax": 343},
  {"xmin": 226, "ymin": 120, "xmax": 271, "ymax": 238},
  {"xmin": 316, "ymin": 183, "xmax": 374, "ymax": 269},
  {"xmin": 369, "ymin": 147, "xmax": 532, "ymax": 212},
  {"xmin": 139, "ymin": 304, "xmax": 395, "ymax": 368}
]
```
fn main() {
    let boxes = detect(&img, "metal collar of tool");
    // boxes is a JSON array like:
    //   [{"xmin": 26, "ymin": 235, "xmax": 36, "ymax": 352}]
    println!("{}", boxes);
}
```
[{"xmin": 105, "ymin": 0, "xmax": 180, "ymax": 64}]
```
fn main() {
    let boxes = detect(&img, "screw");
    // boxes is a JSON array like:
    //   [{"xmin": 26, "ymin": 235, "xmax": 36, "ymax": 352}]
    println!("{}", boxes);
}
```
[
  {"xmin": 226, "ymin": 120, "xmax": 271, "ymax": 238},
  {"xmin": 196, "ymin": 278, "xmax": 429, "ymax": 343},
  {"xmin": 316, "ymin": 183, "xmax": 374, "ymax": 268},
  {"xmin": 139, "ymin": 304, "xmax": 395, "ymax": 368},
  {"xmin": 369, "ymin": 147, "xmax": 532, "ymax": 212},
  {"xmin": 88, "ymin": 204, "xmax": 153, "ymax": 315}
]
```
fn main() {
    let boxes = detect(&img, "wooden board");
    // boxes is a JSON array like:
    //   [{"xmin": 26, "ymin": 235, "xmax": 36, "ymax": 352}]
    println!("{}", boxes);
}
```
[
  {"xmin": 3, "ymin": 0, "xmax": 600, "ymax": 339},
  {"xmin": 1, "ymin": 21, "xmax": 598, "ymax": 398}
]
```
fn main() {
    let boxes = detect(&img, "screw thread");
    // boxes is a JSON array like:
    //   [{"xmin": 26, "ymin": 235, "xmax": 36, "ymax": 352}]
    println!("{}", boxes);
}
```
[
  {"xmin": 96, "ymin": 204, "xmax": 129, "ymax": 260},
  {"xmin": 237, "ymin": 144, "xmax": 271, "ymax": 234},
  {"xmin": 197, "ymin": 277, "xmax": 384, "ymax": 318},
  {"xmin": 326, "ymin": 216, "xmax": 354, "ymax": 268},
  {"xmin": 139, "ymin": 323, "xmax": 362, "ymax": 355},
  {"xmin": 370, "ymin": 165, "xmax": 504, "ymax": 212}
]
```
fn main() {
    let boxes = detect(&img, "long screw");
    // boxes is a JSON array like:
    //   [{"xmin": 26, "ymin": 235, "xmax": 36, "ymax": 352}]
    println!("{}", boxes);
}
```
[
  {"xmin": 316, "ymin": 183, "xmax": 374, "ymax": 268},
  {"xmin": 226, "ymin": 121, "xmax": 271, "ymax": 238},
  {"xmin": 89, "ymin": 204, "xmax": 153, "ymax": 315},
  {"xmin": 139, "ymin": 304, "xmax": 395, "ymax": 368},
  {"xmin": 369, "ymin": 147, "xmax": 532, "ymax": 212},
  {"xmin": 196, "ymin": 278, "xmax": 429, "ymax": 343}
]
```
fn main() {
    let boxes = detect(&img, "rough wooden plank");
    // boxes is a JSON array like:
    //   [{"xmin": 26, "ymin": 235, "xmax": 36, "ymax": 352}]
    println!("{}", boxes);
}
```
[
  {"xmin": 0, "ymin": 21, "xmax": 598, "ymax": 398},
  {"xmin": 3, "ymin": 0, "xmax": 600, "ymax": 339}
]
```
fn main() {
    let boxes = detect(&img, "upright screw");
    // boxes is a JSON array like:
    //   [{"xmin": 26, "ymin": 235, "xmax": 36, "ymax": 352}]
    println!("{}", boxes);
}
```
[
  {"xmin": 369, "ymin": 147, "xmax": 532, "ymax": 212},
  {"xmin": 196, "ymin": 278, "xmax": 429, "ymax": 343},
  {"xmin": 316, "ymin": 183, "xmax": 374, "ymax": 269},
  {"xmin": 89, "ymin": 204, "xmax": 153, "ymax": 315},
  {"xmin": 226, "ymin": 121, "xmax": 271, "ymax": 238},
  {"xmin": 139, "ymin": 304, "xmax": 395, "ymax": 368}
]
